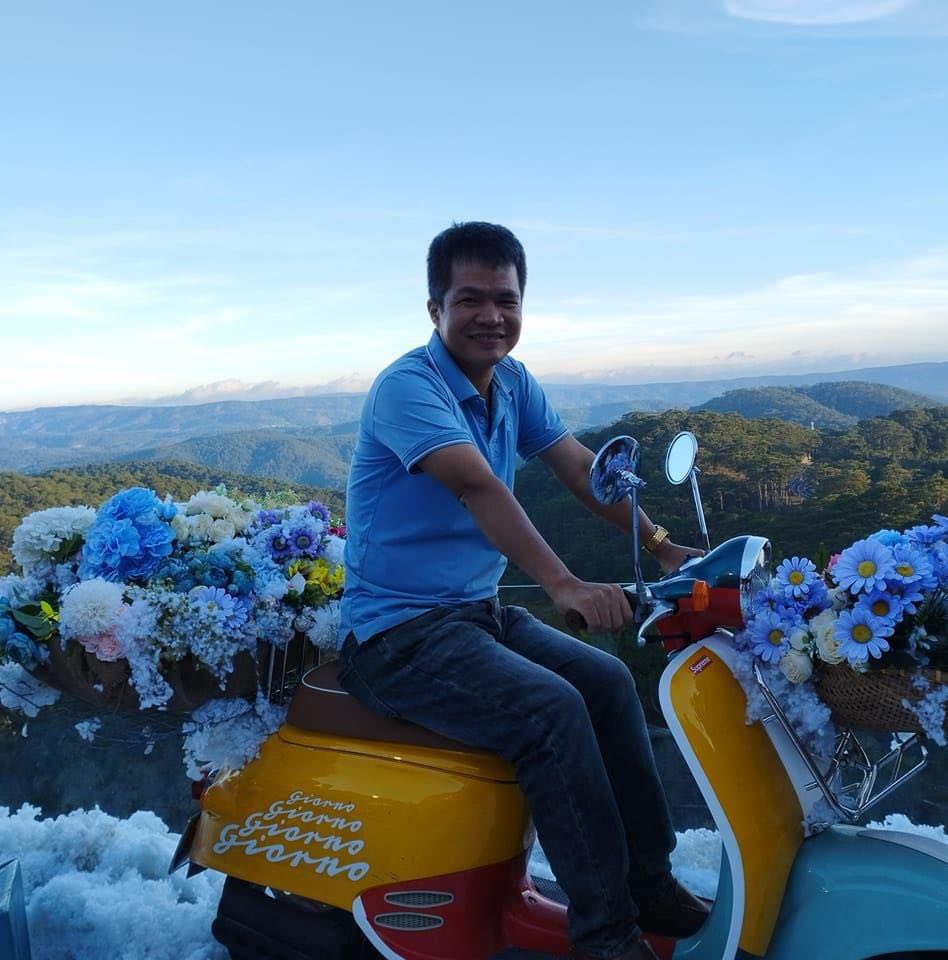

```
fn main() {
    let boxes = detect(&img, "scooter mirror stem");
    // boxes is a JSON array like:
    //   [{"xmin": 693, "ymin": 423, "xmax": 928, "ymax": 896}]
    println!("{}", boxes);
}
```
[
  {"xmin": 629, "ymin": 477, "xmax": 648, "ymax": 614},
  {"xmin": 689, "ymin": 467, "xmax": 711, "ymax": 554}
]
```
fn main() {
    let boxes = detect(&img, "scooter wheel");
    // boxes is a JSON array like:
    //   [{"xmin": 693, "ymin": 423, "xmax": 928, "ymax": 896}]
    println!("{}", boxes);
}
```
[{"xmin": 212, "ymin": 876, "xmax": 383, "ymax": 959}]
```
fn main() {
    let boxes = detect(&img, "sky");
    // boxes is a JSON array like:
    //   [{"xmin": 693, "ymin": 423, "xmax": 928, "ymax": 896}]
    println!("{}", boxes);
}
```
[{"xmin": 1, "ymin": 0, "xmax": 947, "ymax": 410}]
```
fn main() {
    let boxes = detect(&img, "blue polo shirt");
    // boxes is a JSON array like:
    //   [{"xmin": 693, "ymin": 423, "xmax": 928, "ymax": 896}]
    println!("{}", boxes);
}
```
[{"xmin": 339, "ymin": 331, "xmax": 568, "ymax": 643}]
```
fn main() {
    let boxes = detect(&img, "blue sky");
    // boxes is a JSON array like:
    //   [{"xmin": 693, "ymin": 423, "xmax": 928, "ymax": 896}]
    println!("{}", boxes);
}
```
[{"xmin": 2, "ymin": 0, "xmax": 947, "ymax": 409}]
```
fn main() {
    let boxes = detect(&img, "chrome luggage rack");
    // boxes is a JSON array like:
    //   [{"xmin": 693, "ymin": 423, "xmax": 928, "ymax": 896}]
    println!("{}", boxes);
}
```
[
  {"xmin": 753, "ymin": 662, "xmax": 928, "ymax": 823},
  {"xmin": 261, "ymin": 636, "xmax": 328, "ymax": 706}
]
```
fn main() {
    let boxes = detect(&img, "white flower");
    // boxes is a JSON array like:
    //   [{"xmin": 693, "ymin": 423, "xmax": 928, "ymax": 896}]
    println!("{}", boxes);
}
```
[
  {"xmin": 12, "ymin": 506, "xmax": 96, "ymax": 572},
  {"xmin": 323, "ymin": 535, "xmax": 345, "ymax": 566},
  {"xmin": 210, "ymin": 519, "xmax": 237, "ymax": 543},
  {"xmin": 190, "ymin": 515, "xmax": 215, "ymax": 541},
  {"xmin": 789, "ymin": 627, "xmax": 809, "ymax": 652},
  {"xmin": 186, "ymin": 491, "xmax": 239, "ymax": 519},
  {"xmin": 59, "ymin": 579, "xmax": 127, "ymax": 640},
  {"xmin": 826, "ymin": 588, "xmax": 848, "ymax": 612},
  {"xmin": 779, "ymin": 649, "xmax": 814, "ymax": 684},
  {"xmin": 810, "ymin": 608, "xmax": 845, "ymax": 664},
  {"xmin": 287, "ymin": 572, "xmax": 307, "ymax": 594},
  {"xmin": 171, "ymin": 514, "xmax": 190, "ymax": 542}
]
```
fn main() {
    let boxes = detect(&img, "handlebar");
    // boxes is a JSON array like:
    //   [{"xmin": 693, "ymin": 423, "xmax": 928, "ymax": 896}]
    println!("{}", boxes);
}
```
[{"xmin": 564, "ymin": 586, "xmax": 639, "ymax": 633}]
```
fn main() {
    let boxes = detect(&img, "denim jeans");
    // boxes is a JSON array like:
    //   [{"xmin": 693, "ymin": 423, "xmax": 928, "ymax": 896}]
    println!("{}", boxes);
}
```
[{"xmin": 338, "ymin": 599, "xmax": 676, "ymax": 958}]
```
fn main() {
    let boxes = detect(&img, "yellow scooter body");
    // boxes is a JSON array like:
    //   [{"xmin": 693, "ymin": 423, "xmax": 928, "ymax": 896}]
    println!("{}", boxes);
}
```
[{"xmin": 188, "ymin": 723, "xmax": 534, "ymax": 910}]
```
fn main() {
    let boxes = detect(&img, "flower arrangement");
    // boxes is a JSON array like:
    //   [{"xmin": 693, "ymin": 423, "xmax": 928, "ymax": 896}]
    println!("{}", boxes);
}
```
[
  {"xmin": 0, "ymin": 486, "xmax": 346, "ymax": 712},
  {"xmin": 739, "ymin": 513, "xmax": 948, "ymax": 744}
]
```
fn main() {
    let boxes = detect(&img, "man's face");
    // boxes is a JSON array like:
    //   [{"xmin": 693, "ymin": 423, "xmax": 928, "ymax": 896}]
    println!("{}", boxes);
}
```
[{"xmin": 427, "ymin": 259, "xmax": 522, "ymax": 388}]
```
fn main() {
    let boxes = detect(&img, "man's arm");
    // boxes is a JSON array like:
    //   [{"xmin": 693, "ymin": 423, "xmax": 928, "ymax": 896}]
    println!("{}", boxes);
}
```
[
  {"xmin": 539, "ymin": 433, "xmax": 703, "ymax": 572},
  {"xmin": 417, "ymin": 443, "xmax": 632, "ymax": 634}
]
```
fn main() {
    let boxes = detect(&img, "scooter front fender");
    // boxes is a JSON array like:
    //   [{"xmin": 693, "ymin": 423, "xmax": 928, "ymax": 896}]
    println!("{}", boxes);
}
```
[{"xmin": 764, "ymin": 824, "xmax": 948, "ymax": 960}]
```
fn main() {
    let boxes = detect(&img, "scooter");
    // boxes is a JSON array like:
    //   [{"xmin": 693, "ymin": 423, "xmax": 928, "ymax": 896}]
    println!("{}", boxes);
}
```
[{"xmin": 171, "ymin": 432, "xmax": 948, "ymax": 960}]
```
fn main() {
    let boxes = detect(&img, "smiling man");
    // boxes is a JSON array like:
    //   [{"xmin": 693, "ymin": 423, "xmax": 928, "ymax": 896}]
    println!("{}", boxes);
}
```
[{"xmin": 338, "ymin": 222, "xmax": 707, "ymax": 960}]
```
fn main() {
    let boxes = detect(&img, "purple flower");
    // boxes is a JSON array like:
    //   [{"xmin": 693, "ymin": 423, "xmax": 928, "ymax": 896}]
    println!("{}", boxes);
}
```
[
  {"xmin": 307, "ymin": 501, "xmax": 331, "ymax": 523},
  {"xmin": 834, "ymin": 607, "xmax": 893, "ymax": 663},
  {"xmin": 833, "ymin": 539, "xmax": 896, "ymax": 595}
]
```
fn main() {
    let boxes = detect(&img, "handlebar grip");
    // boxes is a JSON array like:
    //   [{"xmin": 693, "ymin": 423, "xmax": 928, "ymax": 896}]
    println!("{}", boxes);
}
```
[{"xmin": 565, "ymin": 609, "xmax": 587, "ymax": 632}]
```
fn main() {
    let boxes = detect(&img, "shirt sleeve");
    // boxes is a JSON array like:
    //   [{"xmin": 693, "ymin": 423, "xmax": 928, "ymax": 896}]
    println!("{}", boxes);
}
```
[
  {"xmin": 370, "ymin": 368, "xmax": 474, "ymax": 472},
  {"xmin": 516, "ymin": 367, "xmax": 569, "ymax": 461}
]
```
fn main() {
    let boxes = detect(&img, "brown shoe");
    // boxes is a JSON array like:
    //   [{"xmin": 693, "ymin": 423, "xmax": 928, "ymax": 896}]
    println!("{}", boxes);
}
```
[
  {"xmin": 571, "ymin": 936, "xmax": 660, "ymax": 960},
  {"xmin": 636, "ymin": 878, "xmax": 710, "ymax": 939}
]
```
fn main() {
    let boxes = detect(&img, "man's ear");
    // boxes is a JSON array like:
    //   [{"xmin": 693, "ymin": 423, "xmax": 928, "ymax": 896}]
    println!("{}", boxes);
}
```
[{"xmin": 427, "ymin": 298, "xmax": 440, "ymax": 325}]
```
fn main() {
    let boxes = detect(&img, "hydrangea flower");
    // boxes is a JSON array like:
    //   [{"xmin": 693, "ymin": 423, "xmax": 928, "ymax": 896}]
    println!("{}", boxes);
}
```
[
  {"xmin": 833, "ymin": 539, "xmax": 896, "ymax": 594},
  {"xmin": 78, "ymin": 489, "xmax": 175, "ymax": 583},
  {"xmin": 749, "ymin": 610, "xmax": 795, "ymax": 663},
  {"xmin": 869, "ymin": 529, "xmax": 907, "ymax": 548},
  {"xmin": 834, "ymin": 607, "xmax": 893, "ymax": 663},
  {"xmin": 776, "ymin": 556, "xmax": 819, "ymax": 599}
]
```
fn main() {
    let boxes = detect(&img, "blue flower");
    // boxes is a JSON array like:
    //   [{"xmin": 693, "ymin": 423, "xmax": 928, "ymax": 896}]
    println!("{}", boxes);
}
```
[
  {"xmin": 932, "ymin": 514, "xmax": 948, "ymax": 536},
  {"xmin": 869, "ymin": 529, "xmax": 907, "ymax": 548},
  {"xmin": 887, "ymin": 543, "xmax": 936, "ymax": 592},
  {"xmin": 887, "ymin": 579, "xmax": 926, "ymax": 615},
  {"xmin": 834, "ymin": 608, "xmax": 893, "ymax": 663},
  {"xmin": 262, "ymin": 526, "xmax": 294, "ymax": 562},
  {"xmin": 749, "ymin": 584, "xmax": 802, "ymax": 623},
  {"xmin": 3, "ymin": 630, "xmax": 44, "ymax": 670},
  {"xmin": 854, "ymin": 588, "xmax": 903, "ymax": 625},
  {"xmin": 98, "ymin": 487, "xmax": 162, "ymax": 522},
  {"xmin": 776, "ymin": 556, "xmax": 819, "ymax": 599},
  {"xmin": 905, "ymin": 524, "xmax": 944, "ymax": 547},
  {"xmin": 156, "ymin": 497, "xmax": 178, "ymax": 522},
  {"xmin": 749, "ymin": 610, "xmax": 795, "ymax": 663},
  {"xmin": 191, "ymin": 586, "xmax": 249, "ymax": 628},
  {"xmin": 833, "ymin": 539, "xmax": 896, "ymax": 594},
  {"xmin": 801, "ymin": 578, "xmax": 831, "ymax": 616},
  {"xmin": 79, "ymin": 519, "xmax": 141, "ymax": 581},
  {"xmin": 78, "ymin": 488, "xmax": 177, "ymax": 584}
]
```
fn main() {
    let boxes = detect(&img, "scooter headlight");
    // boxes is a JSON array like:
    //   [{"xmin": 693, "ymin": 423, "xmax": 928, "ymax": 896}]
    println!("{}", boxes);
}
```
[{"xmin": 739, "ymin": 537, "xmax": 772, "ymax": 624}]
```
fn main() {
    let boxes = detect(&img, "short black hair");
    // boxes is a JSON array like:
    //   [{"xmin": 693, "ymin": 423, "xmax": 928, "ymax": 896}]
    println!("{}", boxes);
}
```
[{"xmin": 427, "ymin": 221, "xmax": 527, "ymax": 307}]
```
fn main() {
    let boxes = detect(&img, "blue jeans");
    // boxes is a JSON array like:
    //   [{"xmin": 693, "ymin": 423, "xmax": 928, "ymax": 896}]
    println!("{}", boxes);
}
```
[{"xmin": 338, "ymin": 599, "xmax": 676, "ymax": 958}]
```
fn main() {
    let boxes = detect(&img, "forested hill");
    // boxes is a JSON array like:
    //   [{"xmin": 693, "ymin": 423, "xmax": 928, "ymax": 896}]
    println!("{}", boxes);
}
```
[
  {"xmin": 122, "ymin": 425, "xmax": 357, "ymax": 490},
  {"xmin": 692, "ymin": 381, "xmax": 935, "ymax": 430},
  {"xmin": 508, "ymin": 405, "xmax": 948, "ymax": 585},
  {"xmin": 0, "ymin": 462, "xmax": 344, "ymax": 575}
]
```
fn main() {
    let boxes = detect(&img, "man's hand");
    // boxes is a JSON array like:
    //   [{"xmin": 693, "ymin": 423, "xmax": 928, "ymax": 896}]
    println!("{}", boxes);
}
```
[
  {"xmin": 549, "ymin": 577, "xmax": 634, "ymax": 634},
  {"xmin": 652, "ymin": 540, "xmax": 705, "ymax": 574}
]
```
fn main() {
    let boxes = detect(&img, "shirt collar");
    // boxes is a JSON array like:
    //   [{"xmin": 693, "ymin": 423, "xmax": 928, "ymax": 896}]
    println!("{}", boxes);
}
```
[{"xmin": 426, "ymin": 331, "xmax": 512, "ymax": 404}]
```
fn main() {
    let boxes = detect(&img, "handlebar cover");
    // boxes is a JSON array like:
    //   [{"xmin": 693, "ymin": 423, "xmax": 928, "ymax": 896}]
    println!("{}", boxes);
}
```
[{"xmin": 564, "ymin": 587, "xmax": 637, "ymax": 633}]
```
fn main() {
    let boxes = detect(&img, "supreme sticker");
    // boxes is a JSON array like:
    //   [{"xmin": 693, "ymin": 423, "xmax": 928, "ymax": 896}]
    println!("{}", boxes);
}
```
[{"xmin": 689, "ymin": 655, "xmax": 713, "ymax": 675}]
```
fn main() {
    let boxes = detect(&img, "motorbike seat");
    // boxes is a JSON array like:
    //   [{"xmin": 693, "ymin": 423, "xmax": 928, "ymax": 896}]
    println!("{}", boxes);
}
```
[{"xmin": 285, "ymin": 662, "xmax": 482, "ymax": 754}]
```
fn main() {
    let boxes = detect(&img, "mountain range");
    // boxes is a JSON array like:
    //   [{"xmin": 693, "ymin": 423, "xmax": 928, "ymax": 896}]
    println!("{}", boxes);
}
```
[{"xmin": 1, "ymin": 361, "xmax": 945, "ymax": 480}]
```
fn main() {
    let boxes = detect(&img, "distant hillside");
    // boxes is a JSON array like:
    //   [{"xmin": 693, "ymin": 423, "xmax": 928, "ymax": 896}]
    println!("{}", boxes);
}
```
[
  {"xmin": 123, "ymin": 426, "xmax": 358, "ymax": 489},
  {"xmin": 546, "ymin": 360, "xmax": 948, "ymax": 430},
  {"xmin": 0, "ymin": 395, "xmax": 366, "ymax": 473},
  {"xmin": 3, "ymin": 361, "xmax": 947, "ymax": 472},
  {"xmin": 691, "ymin": 381, "xmax": 935, "ymax": 430},
  {"xmin": 0, "ymin": 462, "xmax": 345, "ymax": 575}
]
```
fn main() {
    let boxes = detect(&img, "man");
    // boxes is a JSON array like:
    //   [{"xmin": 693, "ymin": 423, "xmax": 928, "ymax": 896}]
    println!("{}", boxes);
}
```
[{"xmin": 338, "ymin": 222, "xmax": 708, "ymax": 960}]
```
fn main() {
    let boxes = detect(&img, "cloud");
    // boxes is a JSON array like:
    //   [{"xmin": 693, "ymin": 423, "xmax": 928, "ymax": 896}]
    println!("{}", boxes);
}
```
[{"xmin": 723, "ymin": 0, "xmax": 917, "ymax": 24}]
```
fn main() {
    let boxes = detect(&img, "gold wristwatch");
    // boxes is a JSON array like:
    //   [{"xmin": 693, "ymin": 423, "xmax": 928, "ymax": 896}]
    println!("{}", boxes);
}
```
[{"xmin": 643, "ymin": 525, "xmax": 670, "ymax": 554}]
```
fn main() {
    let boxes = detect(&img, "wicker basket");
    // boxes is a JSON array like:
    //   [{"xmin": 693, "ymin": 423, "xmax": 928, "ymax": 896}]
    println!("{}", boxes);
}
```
[
  {"xmin": 815, "ymin": 662, "xmax": 947, "ymax": 736},
  {"xmin": 34, "ymin": 637, "xmax": 259, "ymax": 713}
]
